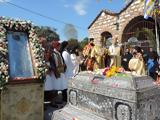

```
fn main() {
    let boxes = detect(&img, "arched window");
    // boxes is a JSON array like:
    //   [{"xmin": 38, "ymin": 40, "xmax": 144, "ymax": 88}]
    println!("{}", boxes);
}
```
[
  {"xmin": 101, "ymin": 32, "xmax": 112, "ymax": 48},
  {"xmin": 122, "ymin": 16, "xmax": 159, "ymax": 52}
]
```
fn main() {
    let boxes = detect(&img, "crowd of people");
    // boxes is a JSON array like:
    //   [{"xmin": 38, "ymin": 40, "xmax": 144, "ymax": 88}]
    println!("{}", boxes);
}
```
[
  {"xmin": 42, "ymin": 39, "xmax": 82, "ymax": 108},
  {"xmin": 122, "ymin": 46, "xmax": 159, "ymax": 80},
  {"xmin": 42, "ymin": 36, "xmax": 160, "ymax": 107},
  {"xmin": 82, "ymin": 36, "xmax": 160, "ymax": 80}
]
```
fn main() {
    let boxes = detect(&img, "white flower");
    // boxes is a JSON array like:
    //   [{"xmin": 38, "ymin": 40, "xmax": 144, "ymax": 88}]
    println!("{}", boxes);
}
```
[
  {"xmin": 4, "ymin": 71, "xmax": 8, "ymax": 75},
  {"xmin": 6, "ymin": 76, "xmax": 9, "ymax": 82},
  {"xmin": 35, "ymin": 63, "xmax": 38, "ymax": 67}
]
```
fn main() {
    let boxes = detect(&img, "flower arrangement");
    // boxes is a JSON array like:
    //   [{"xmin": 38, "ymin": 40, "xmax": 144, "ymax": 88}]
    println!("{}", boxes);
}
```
[
  {"xmin": 0, "ymin": 16, "xmax": 47, "ymax": 88},
  {"xmin": 102, "ymin": 66, "xmax": 126, "ymax": 77}
]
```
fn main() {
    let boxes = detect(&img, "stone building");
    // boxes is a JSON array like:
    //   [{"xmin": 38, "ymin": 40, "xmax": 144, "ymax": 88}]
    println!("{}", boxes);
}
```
[{"xmin": 88, "ymin": 0, "xmax": 160, "ymax": 51}]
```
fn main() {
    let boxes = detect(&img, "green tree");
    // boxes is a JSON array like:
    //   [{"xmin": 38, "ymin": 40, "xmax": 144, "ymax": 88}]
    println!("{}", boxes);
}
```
[
  {"xmin": 67, "ymin": 38, "xmax": 79, "ymax": 51},
  {"xmin": 67, "ymin": 37, "xmax": 89, "ymax": 51},
  {"xmin": 79, "ymin": 37, "xmax": 88, "ymax": 50},
  {"xmin": 34, "ymin": 26, "xmax": 59, "ymax": 42},
  {"xmin": 142, "ymin": 28, "xmax": 156, "ymax": 50}
]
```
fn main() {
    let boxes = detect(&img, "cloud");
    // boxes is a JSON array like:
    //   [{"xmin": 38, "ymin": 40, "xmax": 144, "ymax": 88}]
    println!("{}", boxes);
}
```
[
  {"xmin": 0, "ymin": 0, "xmax": 9, "ymax": 2},
  {"xmin": 73, "ymin": 0, "xmax": 90, "ymax": 16}
]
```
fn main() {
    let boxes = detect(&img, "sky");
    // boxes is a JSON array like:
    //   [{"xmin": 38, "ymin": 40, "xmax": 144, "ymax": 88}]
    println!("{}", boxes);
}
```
[{"xmin": 0, "ymin": 0, "xmax": 127, "ymax": 41}]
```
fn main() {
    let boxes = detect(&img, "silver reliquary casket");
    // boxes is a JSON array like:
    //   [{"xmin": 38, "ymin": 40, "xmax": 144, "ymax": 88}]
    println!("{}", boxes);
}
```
[{"xmin": 53, "ymin": 71, "xmax": 160, "ymax": 120}]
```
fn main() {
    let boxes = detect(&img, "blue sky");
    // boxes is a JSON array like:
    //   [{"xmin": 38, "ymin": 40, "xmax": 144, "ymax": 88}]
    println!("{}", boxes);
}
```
[{"xmin": 0, "ymin": 0, "xmax": 126, "ymax": 41}]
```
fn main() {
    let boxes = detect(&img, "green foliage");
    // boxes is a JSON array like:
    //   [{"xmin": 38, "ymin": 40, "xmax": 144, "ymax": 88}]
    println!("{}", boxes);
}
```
[
  {"xmin": 0, "ymin": 79, "xmax": 7, "ymax": 89},
  {"xmin": 34, "ymin": 26, "xmax": 59, "ymax": 42},
  {"xmin": 67, "ymin": 38, "xmax": 79, "ymax": 51},
  {"xmin": 79, "ymin": 37, "xmax": 88, "ymax": 50},
  {"xmin": 142, "ymin": 28, "xmax": 156, "ymax": 50},
  {"xmin": 67, "ymin": 37, "xmax": 89, "ymax": 51},
  {"xmin": 135, "ymin": 27, "xmax": 156, "ymax": 50}
]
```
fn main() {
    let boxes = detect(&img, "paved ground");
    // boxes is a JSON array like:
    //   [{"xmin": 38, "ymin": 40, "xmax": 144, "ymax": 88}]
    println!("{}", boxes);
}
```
[
  {"xmin": 44, "ymin": 92, "xmax": 67, "ymax": 120},
  {"xmin": 44, "ymin": 102, "xmax": 67, "ymax": 120}
]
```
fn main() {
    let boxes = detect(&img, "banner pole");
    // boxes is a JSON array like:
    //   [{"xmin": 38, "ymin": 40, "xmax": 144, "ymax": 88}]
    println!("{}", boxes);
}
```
[{"xmin": 154, "ymin": 1, "xmax": 160, "ymax": 55}]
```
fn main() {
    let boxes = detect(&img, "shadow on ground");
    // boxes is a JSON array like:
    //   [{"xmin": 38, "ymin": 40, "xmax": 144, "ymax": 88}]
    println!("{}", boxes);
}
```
[
  {"xmin": 44, "ymin": 92, "xmax": 67, "ymax": 120},
  {"xmin": 44, "ymin": 102, "xmax": 67, "ymax": 120}
]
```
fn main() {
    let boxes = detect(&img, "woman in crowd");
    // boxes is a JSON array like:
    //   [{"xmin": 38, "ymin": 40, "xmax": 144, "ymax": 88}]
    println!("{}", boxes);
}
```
[
  {"xmin": 70, "ymin": 46, "xmax": 81, "ymax": 76},
  {"xmin": 60, "ymin": 41, "xmax": 74, "ymax": 102},
  {"xmin": 121, "ymin": 48, "xmax": 132, "ymax": 71},
  {"xmin": 147, "ymin": 51, "xmax": 159, "ymax": 80},
  {"xmin": 44, "ymin": 43, "xmax": 58, "ymax": 107},
  {"xmin": 128, "ymin": 46, "xmax": 146, "ymax": 75},
  {"xmin": 51, "ymin": 40, "xmax": 66, "ymax": 104},
  {"xmin": 78, "ymin": 50, "xmax": 86, "ymax": 71}
]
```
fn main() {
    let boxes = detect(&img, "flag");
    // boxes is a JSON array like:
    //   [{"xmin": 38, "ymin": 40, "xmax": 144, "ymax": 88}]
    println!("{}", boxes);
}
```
[
  {"xmin": 158, "ymin": 0, "xmax": 160, "ymax": 11},
  {"xmin": 153, "ymin": 0, "xmax": 160, "ymax": 16},
  {"xmin": 144, "ymin": 0, "xmax": 155, "ymax": 19}
]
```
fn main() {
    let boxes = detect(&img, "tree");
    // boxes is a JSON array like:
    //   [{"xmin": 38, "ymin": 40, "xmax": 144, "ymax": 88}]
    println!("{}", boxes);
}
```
[
  {"xmin": 79, "ymin": 37, "xmax": 88, "ymax": 50},
  {"xmin": 67, "ymin": 38, "xmax": 79, "ymax": 51},
  {"xmin": 34, "ymin": 26, "xmax": 59, "ymax": 42},
  {"xmin": 141, "ymin": 28, "xmax": 156, "ymax": 50}
]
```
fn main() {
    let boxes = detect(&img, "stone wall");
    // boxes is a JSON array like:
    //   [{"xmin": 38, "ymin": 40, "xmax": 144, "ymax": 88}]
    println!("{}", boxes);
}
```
[{"xmin": 88, "ymin": 0, "xmax": 144, "ymax": 44}]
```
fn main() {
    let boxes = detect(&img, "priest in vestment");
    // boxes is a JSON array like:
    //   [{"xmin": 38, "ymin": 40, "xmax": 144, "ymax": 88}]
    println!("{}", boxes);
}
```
[
  {"xmin": 82, "ymin": 38, "xmax": 94, "ymax": 58},
  {"xmin": 108, "ymin": 36, "xmax": 121, "ymax": 67},
  {"xmin": 82, "ymin": 38, "xmax": 95, "ymax": 71},
  {"xmin": 91, "ymin": 40, "xmax": 109, "ymax": 70}
]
